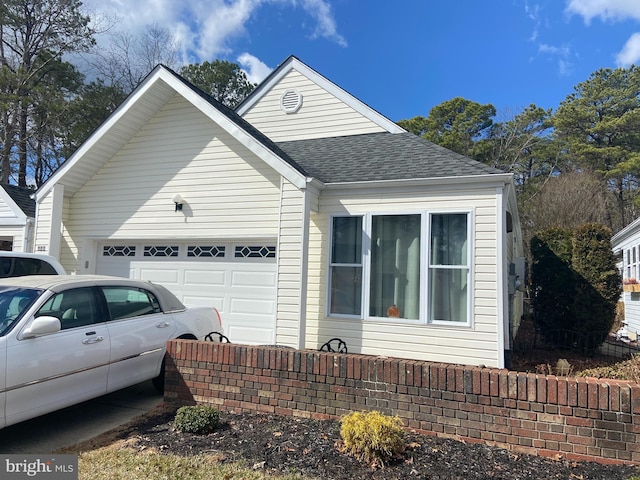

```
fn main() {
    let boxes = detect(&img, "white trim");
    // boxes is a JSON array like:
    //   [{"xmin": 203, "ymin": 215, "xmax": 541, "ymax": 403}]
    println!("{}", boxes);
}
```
[
  {"xmin": 427, "ymin": 210, "xmax": 473, "ymax": 327},
  {"xmin": 612, "ymin": 216, "xmax": 640, "ymax": 247},
  {"xmin": 48, "ymin": 184, "xmax": 64, "ymax": 259},
  {"xmin": 496, "ymin": 186, "xmax": 506, "ymax": 369},
  {"xmin": 322, "ymin": 173, "xmax": 514, "ymax": 194},
  {"xmin": 236, "ymin": 57, "xmax": 406, "ymax": 134},
  {"xmin": 296, "ymin": 188, "xmax": 311, "ymax": 349}
]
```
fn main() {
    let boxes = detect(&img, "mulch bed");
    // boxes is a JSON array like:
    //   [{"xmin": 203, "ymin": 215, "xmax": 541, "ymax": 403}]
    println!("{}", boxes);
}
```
[{"xmin": 69, "ymin": 404, "xmax": 640, "ymax": 480}]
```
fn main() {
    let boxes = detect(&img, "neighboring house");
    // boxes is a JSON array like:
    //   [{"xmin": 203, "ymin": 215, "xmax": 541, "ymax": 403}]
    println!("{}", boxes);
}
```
[
  {"xmin": 0, "ymin": 184, "xmax": 36, "ymax": 252},
  {"xmin": 612, "ymin": 219, "xmax": 640, "ymax": 338},
  {"xmin": 32, "ymin": 56, "xmax": 524, "ymax": 368}
]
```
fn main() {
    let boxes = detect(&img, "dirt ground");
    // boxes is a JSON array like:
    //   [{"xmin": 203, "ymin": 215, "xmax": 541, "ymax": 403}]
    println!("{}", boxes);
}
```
[{"xmin": 63, "ymin": 404, "xmax": 640, "ymax": 480}]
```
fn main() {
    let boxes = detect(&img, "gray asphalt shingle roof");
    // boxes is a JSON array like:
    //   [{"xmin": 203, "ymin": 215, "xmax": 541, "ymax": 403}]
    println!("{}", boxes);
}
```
[
  {"xmin": 2, "ymin": 184, "xmax": 35, "ymax": 217},
  {"xmin": 276, "ymin": 132, "xmax": 504, "ymax": 183}
]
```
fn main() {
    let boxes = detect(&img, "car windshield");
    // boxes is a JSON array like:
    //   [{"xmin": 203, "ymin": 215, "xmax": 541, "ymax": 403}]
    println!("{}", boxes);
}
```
[{"xmin": 0, "ymin": 287, "xmax": 43, "ymax": 336}]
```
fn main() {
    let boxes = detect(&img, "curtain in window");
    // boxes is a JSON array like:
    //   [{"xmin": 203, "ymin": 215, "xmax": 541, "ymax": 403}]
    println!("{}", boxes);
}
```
[
  {"xmin": 369, "ymin": 215, "xmax": 421, "ymax": 319},
  {"xmin": 430, "ymin": 214, "xmax": 469, "ymax": 323}
]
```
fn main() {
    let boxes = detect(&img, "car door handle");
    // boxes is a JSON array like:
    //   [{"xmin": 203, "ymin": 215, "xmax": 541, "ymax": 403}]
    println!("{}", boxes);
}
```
[
  {"xmin": 82, "ymin": 336, "xmax": 104, "ymax": 345},
  {"xmin": 155, "ymin": 322, "xmax": 171, "ymax": 328}
]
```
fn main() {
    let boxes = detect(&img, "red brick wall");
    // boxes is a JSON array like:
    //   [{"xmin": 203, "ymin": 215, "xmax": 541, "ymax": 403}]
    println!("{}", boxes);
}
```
[{"xmin": 164, "ymin": 340, "xmax": 640, "ymax": 465}]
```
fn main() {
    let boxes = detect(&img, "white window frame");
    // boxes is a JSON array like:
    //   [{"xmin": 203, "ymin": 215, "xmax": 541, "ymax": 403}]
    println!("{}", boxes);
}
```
[
  {"xmin": 327, "ymin": 210, "xmax": 473, "ymax": 326},
  {"xmin": 427, "ymin": 211, "xmax": 473, "ymax": 326},
  {"xmin": 328, "ymin": 216, "xmax": 364, "ymax": 319}
]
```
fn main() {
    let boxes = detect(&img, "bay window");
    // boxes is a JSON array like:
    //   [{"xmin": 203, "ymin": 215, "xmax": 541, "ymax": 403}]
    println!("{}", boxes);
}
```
[{"xmin": 329, "ymin": 212, "xmax": 471, "ymax": 325}]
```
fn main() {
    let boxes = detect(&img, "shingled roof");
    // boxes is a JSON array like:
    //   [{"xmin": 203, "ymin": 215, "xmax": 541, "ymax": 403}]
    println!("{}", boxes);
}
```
[
  {"xmin": 2, "ymin": 184, "xmax": 35, "ymax": 217},
  {"xmin": 276, "ymin": 132, "xmax": 504, "ymax": 184}
]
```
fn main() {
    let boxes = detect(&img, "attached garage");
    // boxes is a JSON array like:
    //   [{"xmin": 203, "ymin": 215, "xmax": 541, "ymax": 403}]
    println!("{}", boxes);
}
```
[{"xmin": 95, "ymin": 241, "xmax": 277, "ymax": 345}]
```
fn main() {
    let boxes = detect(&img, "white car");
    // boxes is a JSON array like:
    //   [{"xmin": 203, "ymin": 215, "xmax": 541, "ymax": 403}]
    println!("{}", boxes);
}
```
[
  {"xmin": 0, "ymin": 252, "xmax": 65, "ymax": 277},
  {"xmin": 0, "ymin": 275, "xmax": 224, "ymax": 429}
]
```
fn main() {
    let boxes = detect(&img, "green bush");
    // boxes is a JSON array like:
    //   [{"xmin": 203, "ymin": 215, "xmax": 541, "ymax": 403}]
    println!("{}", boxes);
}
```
[
  {"xmin": 173, "ymin": 405, "xmax": 220, "ymax": 434},
  {"xmin": 530, "ymin": 223, "xmax": 621, "ymax": 351},
  {"xmin": 339, "ymin": 411, "xmax": 405, "ymax": 467}
]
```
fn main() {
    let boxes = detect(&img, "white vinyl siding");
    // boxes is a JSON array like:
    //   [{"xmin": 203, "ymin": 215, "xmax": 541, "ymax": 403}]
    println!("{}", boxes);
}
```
[
  {"xmin": 306, "ymin": 186, "xmax": 502, "ymax": 367},
  {"xmin": 241, "ymin": 70, "xmax": 386, "ymax": 142},
  {"xmin": 0, "ymin": 196, "xmax": 29, "ymax": 252},
  {"xmin": 57, "ymin": 94, "xmax": 283, "ymax": 274},
  {"xmin": 0, "ymin": 227, "xmax": 25, "ymax": 251}
]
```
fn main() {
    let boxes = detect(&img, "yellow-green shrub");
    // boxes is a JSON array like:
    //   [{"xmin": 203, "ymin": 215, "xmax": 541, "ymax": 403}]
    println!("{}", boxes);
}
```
[{"xmin": 339, "ymin": 410, "xmax": 405, "ymax": 467}]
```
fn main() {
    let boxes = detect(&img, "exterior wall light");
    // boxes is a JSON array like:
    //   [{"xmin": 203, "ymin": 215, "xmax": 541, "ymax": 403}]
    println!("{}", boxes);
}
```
[{"xmin": 172, "ymin": 193, "xmax": 185, "ymax": 212}]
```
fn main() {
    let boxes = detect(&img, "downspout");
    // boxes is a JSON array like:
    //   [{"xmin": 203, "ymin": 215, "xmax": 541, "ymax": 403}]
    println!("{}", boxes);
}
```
[
  {"xmin": 48, "ymin": 184, "xmax": 64, "ymax": 258},
  {"xmin": 23, "ymin": 218, "xmax": 34, "ymax": 253}
]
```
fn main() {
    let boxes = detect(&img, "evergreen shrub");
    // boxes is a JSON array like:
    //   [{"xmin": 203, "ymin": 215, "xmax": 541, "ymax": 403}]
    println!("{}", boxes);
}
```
[
  {"xmin": 530, "ymin": 223, "xmax": 621, "ymax": 351},
  {"xmin": 173, "ymin": 405, "xmax": 220, "ymax": 434}
]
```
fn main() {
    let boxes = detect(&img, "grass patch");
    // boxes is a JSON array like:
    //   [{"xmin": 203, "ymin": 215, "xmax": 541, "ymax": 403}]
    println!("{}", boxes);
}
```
[{"xmin": 79, "ymin": 446, "xmax": 309, "ymax": 480}]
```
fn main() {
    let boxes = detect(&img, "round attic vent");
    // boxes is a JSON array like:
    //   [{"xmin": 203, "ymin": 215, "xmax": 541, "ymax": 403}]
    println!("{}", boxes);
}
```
[{"xmin": 280, "ymin": 89, "xmax": 303, "ymax": 113}]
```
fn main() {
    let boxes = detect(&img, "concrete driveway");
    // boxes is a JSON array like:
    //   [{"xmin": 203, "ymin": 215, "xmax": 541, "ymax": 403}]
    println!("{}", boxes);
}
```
[{"xmin": 0, "ymin": 381, "xmax": 162, "ymax": 454}]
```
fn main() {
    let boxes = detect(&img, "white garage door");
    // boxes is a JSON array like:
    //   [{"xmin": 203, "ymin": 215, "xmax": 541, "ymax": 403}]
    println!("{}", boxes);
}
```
[{"xmin": 96, "ymin": 242, "xmax": 277, "ymax": 345}]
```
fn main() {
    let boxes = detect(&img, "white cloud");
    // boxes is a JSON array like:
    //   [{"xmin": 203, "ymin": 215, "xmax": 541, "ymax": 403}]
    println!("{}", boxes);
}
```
[
  {"xmin": 301, "ymin": 0, "xmax": 347, "ymax": 47},
  {"xmin": 538, "ymin": 43, "xmax": 574, "ymax": 76},
  {"xmin": 237, "ymin": 53, "xmax": 273, "ymax": 83},
  {"xmin": 83, "ymin": 0, "xmax": 346, "ymax": 65},
  {"xmin": 565, "ymin": 0, "xmax": 640, "ymax": 24},
  {"xmin": 538, "ymin": 43, "xmax": 571, "ymax": 57},
  {"xmin": 616, "ymin": 32, "xmax": 640, "ymax": 65}
]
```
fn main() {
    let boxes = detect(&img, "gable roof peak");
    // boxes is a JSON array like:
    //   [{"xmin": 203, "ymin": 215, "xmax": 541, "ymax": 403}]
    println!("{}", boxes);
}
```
[{"xmin": 235, "ymin": 56, "xmax": 405, "ymax": 135}]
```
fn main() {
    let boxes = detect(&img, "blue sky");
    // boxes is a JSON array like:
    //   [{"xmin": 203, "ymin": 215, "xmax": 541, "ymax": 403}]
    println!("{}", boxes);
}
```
[{"xmin": 83, "ymin": 0, "xmax": 640, "ymax": 122}]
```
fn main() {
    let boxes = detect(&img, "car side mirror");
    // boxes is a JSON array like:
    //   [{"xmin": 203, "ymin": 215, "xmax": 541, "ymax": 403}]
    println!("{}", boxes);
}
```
[{"xmin": 21, "ymin": 316, "xmax": 61, "ymax": 339}]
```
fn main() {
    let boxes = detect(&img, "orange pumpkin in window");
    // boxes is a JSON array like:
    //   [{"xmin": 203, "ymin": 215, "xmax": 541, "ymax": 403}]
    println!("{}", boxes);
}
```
[{"xmin": 387, "ymin": 305, "xmax": 400, "ymax": 318}]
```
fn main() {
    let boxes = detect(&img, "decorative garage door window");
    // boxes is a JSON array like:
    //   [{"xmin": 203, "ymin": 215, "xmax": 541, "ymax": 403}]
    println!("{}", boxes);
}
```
[
  {"xmin": 103, "ymin": 245, "xmax": 136, "ymax": 257},
  {"xmin": 187, "ymin": 246, "xmax": 225, "ymax": 257},
  {"xmin": 144, "ymin": 246, "xmax": 179, "ymax": 257},
  {"xmin": 100, "ymin": 244, "xmax": 276, "ymax": 260},
  {"xmin": 235, "ymin": 246, "xmax": 276, "ymax": 258}
]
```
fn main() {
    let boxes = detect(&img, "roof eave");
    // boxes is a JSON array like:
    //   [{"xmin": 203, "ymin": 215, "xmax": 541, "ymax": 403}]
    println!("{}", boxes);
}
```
[{"xmin": 322, "ymin": 173, "xmax": 514, "ymax": 191}]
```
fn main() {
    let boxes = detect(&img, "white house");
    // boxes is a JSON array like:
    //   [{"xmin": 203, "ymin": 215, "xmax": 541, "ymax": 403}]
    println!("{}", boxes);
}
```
[
  {"xmin": 32, "ymin": 56, "xmax": 524, "ymax": 368},
  {"xmin": 612, "ymin": 218, "xmax": 640, "ymax": 338},
  {"xmin": 0, "ymin": 184, "xmax": 36, "ymax": 252}
]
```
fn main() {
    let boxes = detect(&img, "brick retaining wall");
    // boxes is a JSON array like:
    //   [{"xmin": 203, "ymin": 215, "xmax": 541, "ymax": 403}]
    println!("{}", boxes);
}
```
[{"xmin": 164, "ymin": 340, "xmax": 640, "ymax": 465}]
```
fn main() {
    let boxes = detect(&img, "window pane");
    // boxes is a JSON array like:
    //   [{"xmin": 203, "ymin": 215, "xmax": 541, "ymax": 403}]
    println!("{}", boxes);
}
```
[
  {"xmin": 431, "ymin": 214, "xmax": 468, "ymax": 266},
  {"xmin": 429, "ymin": 213, "xmax": 470, "ymax": 323},
  {"xmin": 429, "ymin": 268, "xmax": 468, "ymax": 323},
  {"xmin": 39, "ymin": 287, "xmax": 98, "ymax": 329},
  {"xmin": 369, "ymin": 215, "xmax": 421, "ymax": 319},
  {"xmin": 103, "ymin": 287, "xmax": 160, "ymax": 320},
  {"xmin": 332, "ymin": 217, "xmax": 362, "ymax": 264},
  {"xmin": 330, "ymin": 266, "xmax": 362, "ymax": 315}
]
